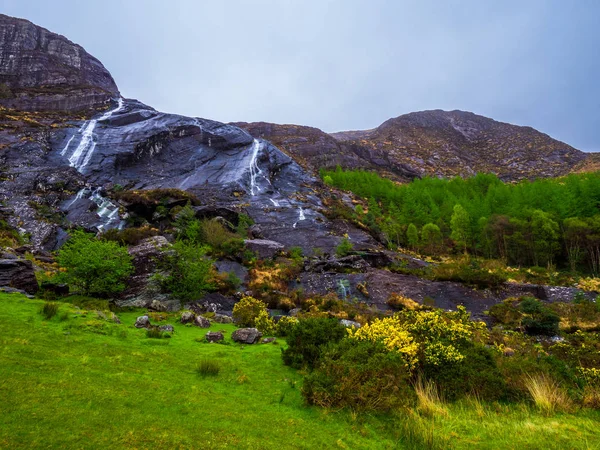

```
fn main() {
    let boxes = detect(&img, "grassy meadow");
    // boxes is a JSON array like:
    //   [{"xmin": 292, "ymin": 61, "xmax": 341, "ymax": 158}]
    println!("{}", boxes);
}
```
[{"xmin": 1, "ymin": 292, "xmax": 600, "ymax": 449}]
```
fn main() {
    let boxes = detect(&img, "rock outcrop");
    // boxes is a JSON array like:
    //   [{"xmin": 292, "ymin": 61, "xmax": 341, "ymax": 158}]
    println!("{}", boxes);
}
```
[
  {"xmin": 0, "ymin": 14, "xmax": 119, "ymax": 111},
  {"xmin": 0, "ymin": 258, "xmax": 38, "ymax": 294}
]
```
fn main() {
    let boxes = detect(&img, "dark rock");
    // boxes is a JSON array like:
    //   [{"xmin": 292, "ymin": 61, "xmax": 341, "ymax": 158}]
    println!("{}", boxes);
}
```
[
  {"xmin": 232, "ymin": 328, "xmax": 262, "ymax": 344},
  {"xmin": 215, "ymin": 260, "xmax": 248, "ymax": 285},
  {"xmin": 194, "ymin": 315, "xmax": 211, "ymax": 328},
  {"xmin": 159, "ymin": 324, "xmax": 174, "ymax": 333},
  {"xmin": 40, "ymin": 281, "xmax": 69, "ymax": 296},
  {"xmin": 189, "ymin": 293, "xmax": 236, "ymax": 314},
  {"xmin": 306, "ymin": 254, "xmax": 370, "ymax": 273},
  {"xmin": 205, "ymin": 331, "xmax": 224, "ymax": 343},
  {"xmin": 245, "ymin": 239, "xmax": 285, "ymax": 259},
  {"xmin": 134, "ymin": 315, "xmax": 151, "ymax": 329},
  {"xmin": 180, "ymin": 311, "xmax": 195, "ymax": 324},
  {"xmin": 0, "ymin": 14, "xmax": 119, "ymax": 111},
  {"xmin": 0, "ymin": 259, "xmax": 38, "ymax": 294}
]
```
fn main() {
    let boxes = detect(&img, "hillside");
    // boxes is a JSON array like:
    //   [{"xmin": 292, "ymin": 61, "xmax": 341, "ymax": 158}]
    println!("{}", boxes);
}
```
[{"xmin": 238, "ymin": 110, "xmax": 588, "ymax": 182}]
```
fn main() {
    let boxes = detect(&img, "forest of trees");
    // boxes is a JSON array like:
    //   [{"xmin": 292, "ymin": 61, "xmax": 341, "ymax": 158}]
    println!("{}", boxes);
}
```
[{"xmin": 321, "ymin": 168, "xmax": 600, "ymax": 274}]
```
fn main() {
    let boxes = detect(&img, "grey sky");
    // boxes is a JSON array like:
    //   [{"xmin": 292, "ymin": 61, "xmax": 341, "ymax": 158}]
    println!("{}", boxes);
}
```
[{"xmin": 2, "ymin": 0, "xmax": 599, "ymax": 151}]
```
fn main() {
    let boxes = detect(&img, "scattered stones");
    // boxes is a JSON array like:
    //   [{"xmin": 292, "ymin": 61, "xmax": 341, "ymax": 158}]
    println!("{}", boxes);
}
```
[
  {"xmin": 340, "ymin": 319, "xmax": 361, "ymax": 328},
  {"xmin": 205, "ymin": 331, "xmax": 224, "ymax": 343},
  {"xmin": 232, "ymin": 328, "xmax": 262, "ymax": 344},
  {"xmin": 180, "ymin": 311, "xmax": 196, "ymax": 324},
  {"xmin": 134, "ymin": 315, "xmax": 151, "ymax": 329},
  {"xmin": 194, "ymin": 315, "xmax": 211, "ymax": 328},
  {"xmin": 261, "ymin": 337, "xmax": 276, "ymax": 344}
]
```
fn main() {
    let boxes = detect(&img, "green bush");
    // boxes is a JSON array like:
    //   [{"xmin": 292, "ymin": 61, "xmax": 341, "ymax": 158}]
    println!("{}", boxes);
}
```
[
  {"xmin": 146, "ymin": 328, "xmax": 166, "ymax": 339},
  {"xmin": 196, "ymin": 359, "xmax": 221, "ymax": 377},
  {"xmin": 335, "ymin": 238, "xmax": 353, "ymax": 257},
  {"xmin": 282, "ymin": 318, "xmax": 346, "ymax": 369},
  {"xmin": 101, "ymin": 226, "xmax": 158, "ymax": 246},
  {"xmin": 275, "ymin": 316, "xmax": 299, "ymax": 337},
  {"xmin": 302, "ymin": 338, "xmax": 413, "ymax": 411},
  {"xmin": 422, "ymin": 343, "xmax": 508, "ymax": 401},
  {"xmin": 57, "ymin": 230, "xmax": 134, "ymax": 297},
  {"xmin": 41, "ymin": 302, "xmax": 59, "ymax": 320},
  {"xmin": 519, "ymin": 298, "xmax": 560, "ymax": 336},
  {"xmin": 430, "ymin": 259, "xmax": 507, "ymax": 289},
  {"xmin": 156, "ymin": 241, "xmax": 216, "ymax": 302}
]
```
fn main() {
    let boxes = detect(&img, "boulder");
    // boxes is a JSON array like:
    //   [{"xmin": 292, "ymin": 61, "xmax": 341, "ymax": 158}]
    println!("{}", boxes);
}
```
[
  {"xmin": 149, "ymin": 299, "xmax": 168, "ymax": 312},
  {"xmin": 232, "ymin": 328, "xmax": 262, "ymax": 344},
  {"xmin": 205, "ymin": 331, "xmax": 224, "ymax": 343},
  {"xmin": 180, "ymin": 311, "xmax": 195, "ymax": 324},
  {"xmin": 0, "ymin": 258, "xmax": 38, "ymax": 294},
  {"xmin": 261, "ymin": 337, "xmax": 276, "ymax": 344},
  {"xmin": 194, "ymin": 315, "xmax": 211, "ymax": 328},
  {"xmin": 244, "ymin": 239, "xmax": 285, "ymax": 259},
  {"xmin": 340, "ymin": 319, "xmax": 361, "ymax": 328},
  {"xmin": 159, "ymin": 324, "xmax": 174, "ymax": 333},
  {"xmin": 134, "ymin": 315, "xmax": 151, "ymax": 329},
  {"xmin": 213, "ymin": 313, "xmax": 233, "ymax": 324}
]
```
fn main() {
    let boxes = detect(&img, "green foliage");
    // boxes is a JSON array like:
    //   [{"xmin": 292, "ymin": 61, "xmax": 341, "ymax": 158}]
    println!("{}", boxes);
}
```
[
  {"xmin": 57, "ymin": 230, "xmax": 133, "ymax": 297},
  {"xmin": 406, "ymin": 223, "xmax": 419, "ymax": 250},
  {"xmin": 288, "ymin": 246, "xmax": 304, "ymax": 260},
  {"xmin": 335, "ymin": 237, "xmax": 353, "ymax": 257},
  {"xmin": 282, "ymin": 318, "xmax": 346, "ymax": 369},
  {"xmin": 275, "ymin": 316, "xmax": 299, "ymax": 337},
  {"xmin": 196, "ymin": 359, "xmax": 221, "ymax": 377},
  {"xmin": 430, "ymin": 258, "xmax": 508, "ymax": 289},
  {"xmin": 157, "ymin": 241, "xmax": 216, "ymax": 301},
  {"xmin": 41, "ymin": 302, "xmax": 59, "ymax": 320},
  {"xmin": 321, "ymin": 168, "xmax": 600, "ymax": 273},
  {"xmin": 489, "ymin": 297, "xmax": 560, "ymax": 336},
  {"xmin": 232, "ymin": 296, "xmax": 268, "ymax": 328},
  {"xmin": 323, "ymin": 175, "xmax": 334, "ymax": 186},
  {"xmin": 146, "ymin": 328, "xmax": 168, "ymax": 339},
  {"xmin": 302, "ymin": 338, "xmax": 413, "ymax": 411},
  {"xmin": 100, "ymin": 226, "xmax": 158, "ymax": 246}
]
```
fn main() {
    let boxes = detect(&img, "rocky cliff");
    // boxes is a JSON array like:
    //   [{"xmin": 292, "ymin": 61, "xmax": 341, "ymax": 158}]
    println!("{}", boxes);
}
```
[
  {"xmin": 0, "ymin": 14, "xmax": 119, "ymax": 111},
  {"xmin": 238, "ymin": 110, "xmax": 588, "ymax": 182}
]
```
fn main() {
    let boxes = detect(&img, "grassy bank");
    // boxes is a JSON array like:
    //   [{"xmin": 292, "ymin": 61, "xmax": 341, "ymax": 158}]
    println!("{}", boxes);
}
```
[{"xmin": 1, "ymin": 293, "xmax": 599, "ymax": 449}]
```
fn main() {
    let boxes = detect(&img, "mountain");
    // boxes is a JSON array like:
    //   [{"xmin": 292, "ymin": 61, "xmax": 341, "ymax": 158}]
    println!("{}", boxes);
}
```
[
  {"xmin": 0, "ymin": 14, "xmax": 119, "ymax": 111},
  {"xmin": 237, "ymin": 110, "xmax": 588, "ymax": 182}
]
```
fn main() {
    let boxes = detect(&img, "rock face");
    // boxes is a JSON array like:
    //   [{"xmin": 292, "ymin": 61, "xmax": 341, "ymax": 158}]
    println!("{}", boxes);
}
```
[
  {"xmin": 0, "ymin": 14, "xmax": 119, "ymax": 111},
  {"xmin": 0, "ymin": 259, "xmax": 38, "ymax": 294},
  {"xmin": 231, "ymin": 328, "xmax": 262, "ymax": 344},
  {"xmin": 244, "ymin": 239, "xmax": 285, "ymax": 259}
]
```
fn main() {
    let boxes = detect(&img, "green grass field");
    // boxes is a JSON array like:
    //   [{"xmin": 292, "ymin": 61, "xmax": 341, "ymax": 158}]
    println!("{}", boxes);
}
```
[{"xmin": 1, "ymin": 293, "xmax": 599, "ymax": 449}]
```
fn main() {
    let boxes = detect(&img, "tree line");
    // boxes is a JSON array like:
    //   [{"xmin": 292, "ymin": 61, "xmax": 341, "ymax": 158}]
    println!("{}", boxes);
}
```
[{"xmin": 322, "ymin": 168, "xmax": 600, "ymax": 273}]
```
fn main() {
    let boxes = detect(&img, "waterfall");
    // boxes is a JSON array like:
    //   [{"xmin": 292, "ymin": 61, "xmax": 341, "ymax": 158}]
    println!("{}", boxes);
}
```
[
  {"xmin": 269, "ymin": 198, "xmax": 280, "ymax": 207},
  {"xmin": 67, "ymin": 187, "xmax": 89, "ymax": 208},
  {"xmin": 60, "ymin": 135, "xmax": 75, "ymax": 156},
  {"xmin": 248, "ymin": 139, "xmax": 262, "ymax": 195},
  {"xmin": 89, "ymin": 188, "xmax": 123, "ymax": 230},
  {"xmin": 66, "ymin": 98, "xmax": 125, "ymax": 172},
  {"xmin": 293, "ymin": 207, "xmax": 306, "ymax": 228}
]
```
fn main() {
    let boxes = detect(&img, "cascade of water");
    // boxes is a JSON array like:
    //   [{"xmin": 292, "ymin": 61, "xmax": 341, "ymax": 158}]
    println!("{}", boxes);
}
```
[
  {"xmin": 89, "ymin": 188, "xmax": 122, "ymax": 230},
  {"xmin": 67, "ymin": 187, "xmax": 89, "ymax": 208},
  {"xmin": 269, "ymin": 198, "xmax": 280, "ymax": 207},
  {"xmin": 60, "ymin": 135, "xmax": 75, "ymax": 156},
  {"xmin": 248, "ymin": 139, "xmax": 263, "ymax": 195},
  {"xmin": 67, "ymin": 98, "xmax": 125, "ymax": 172},
  {"xmin": 293, "ymin": 207, "xmax": 306, "ymax": 228}
]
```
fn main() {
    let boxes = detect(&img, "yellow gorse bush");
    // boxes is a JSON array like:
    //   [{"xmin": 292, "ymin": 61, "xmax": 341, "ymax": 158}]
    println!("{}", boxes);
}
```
[{"xmin": 348, "ymin": 306, "xmax": 487, "ymax": 370}]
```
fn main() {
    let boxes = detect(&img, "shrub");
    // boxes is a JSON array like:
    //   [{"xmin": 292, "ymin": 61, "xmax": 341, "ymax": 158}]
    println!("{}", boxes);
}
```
[
  {"xmin": 430, "ymin": 259, "xmax": 507, "ymax": 289},
  {"xmin": 196, "ymin": 359, "xmax": 221, "ymax": 377},
  {"xmin": 275, "ymin": 316, "xmax": 299, "ymax": 337},
  {"xmin": 288, "ymin": 246, "xmax": 304, "ymax": 260},
  {"xmin": 156, "ymin": 241, "xmax": 216, "ymax": 301},
  {"xmin": 57, "ymin": 231, "xmax": 133, "ymax": 297},
  {"xmin": 302, "ymin": 339, "xmax": 413, "ymax": 412},
  {"xmin": 335, "ymin": 237, "xmax": 353, "ymax": 257},
  {"xmin": 282, "ymin": 317, "xmax": 346, "ymax": 369},
  {"xmin": 100, "ymin": 226, "xmax": 158, "ymax": 246},
  {"xmin": 232, "ymin": 296, "xmax": 268, "ymax": 327},
  {"xmin": 254, "ymin": 309, "xmax": 275, "ymax": 335},
  {"xmin": 519, "ymin": 298, "xmax": 560, "ymax": 336},
  {"xmin": 41, "ymin": 302, "xmax": 59, "ymax": 320}
]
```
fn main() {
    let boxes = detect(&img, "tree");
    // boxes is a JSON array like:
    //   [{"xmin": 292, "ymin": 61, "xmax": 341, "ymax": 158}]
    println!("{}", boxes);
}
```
[
  {"xmin": 406, "ymin": 223, "xmax": 419, "ymax": 251},
  {"xmin": 563, "ymin": 217, "xmax": 590, "ymax": 272},
  {"xmin": 450, "ymin": 204, "xmax": 471, "ymax": 253},
  {"xmin": 421, "ymin": 223, "xmax": 442, "ymax": 255},
  {"xmin": 530, "ymin": 210, "xmax": 560, "ymax": 267},
  {"xmin": 157, "ymin": 241, "xmax": 216, "ymax": 301},
  {"xmin": 57, "ymin": 230, "xmax": 133, "ymax": 296}
]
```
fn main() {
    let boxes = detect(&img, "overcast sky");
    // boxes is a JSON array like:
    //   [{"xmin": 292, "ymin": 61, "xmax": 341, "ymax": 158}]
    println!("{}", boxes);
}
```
[{"xmin": 2, "ymin": 0, "xmax": 599, "ymax": 151}]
